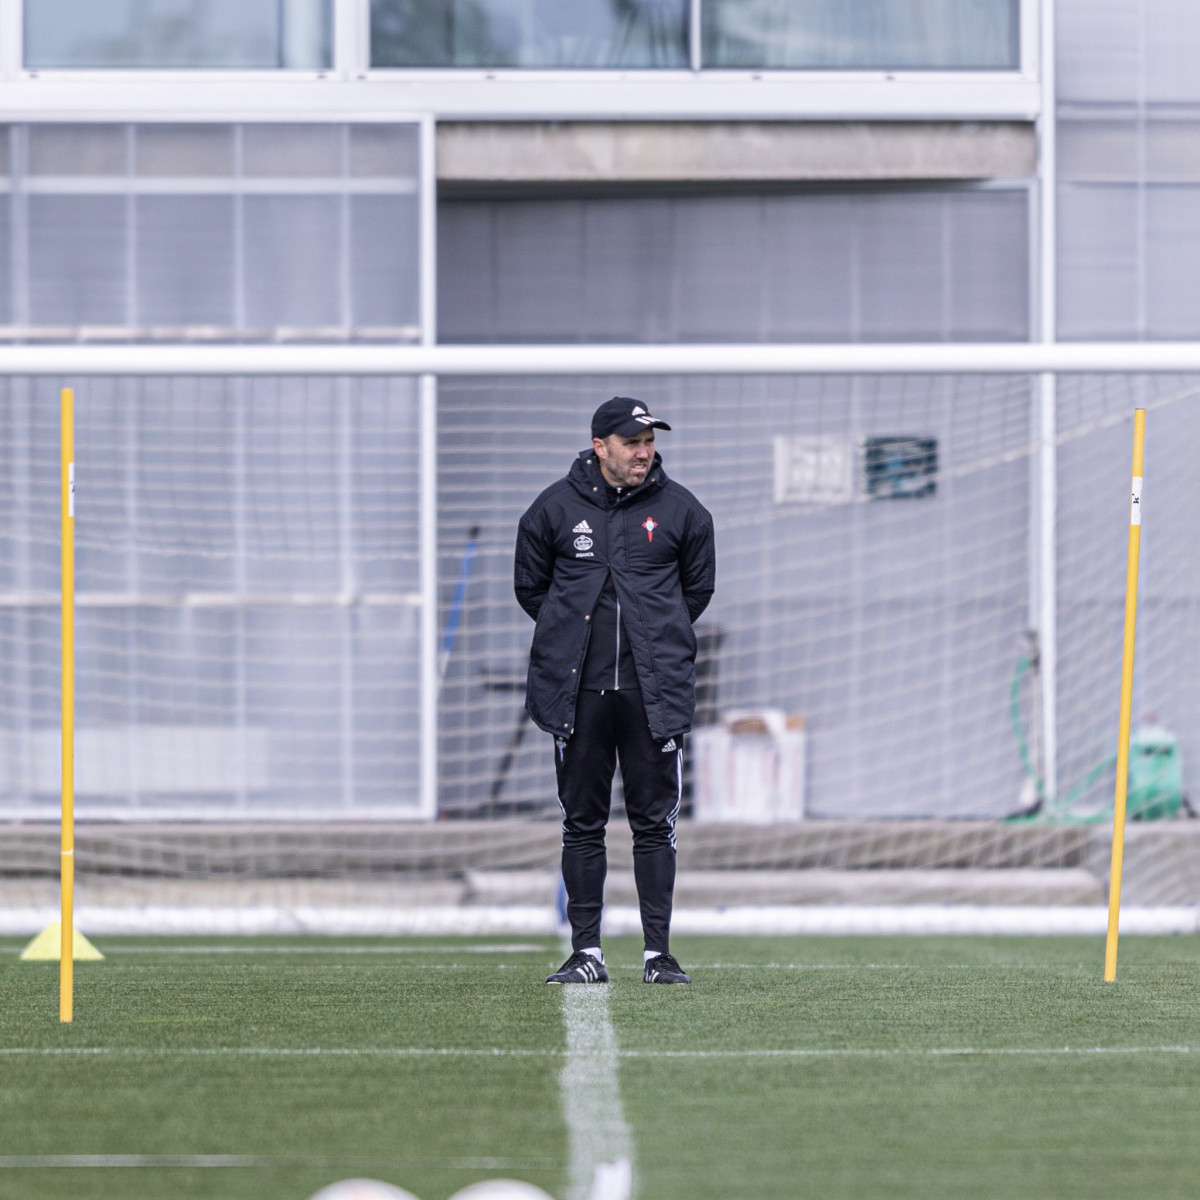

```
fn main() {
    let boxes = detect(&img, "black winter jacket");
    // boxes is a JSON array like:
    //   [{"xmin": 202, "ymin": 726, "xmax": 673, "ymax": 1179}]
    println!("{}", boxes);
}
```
[{"xmin": 514, "ymin": 449, "xmax": 716, "ymax": 741}]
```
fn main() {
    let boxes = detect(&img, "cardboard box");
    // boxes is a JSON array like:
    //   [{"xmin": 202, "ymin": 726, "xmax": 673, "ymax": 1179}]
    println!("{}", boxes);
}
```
[{"xmin": 691, "ymin": 708, "xmax": 806, "ymax": 824}]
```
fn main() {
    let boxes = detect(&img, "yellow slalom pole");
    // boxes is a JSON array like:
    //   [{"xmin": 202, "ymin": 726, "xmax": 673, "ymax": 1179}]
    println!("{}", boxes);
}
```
[
  {"xmin": 60, "ymin": 387, "xmax": 75, "ymax": 1022},
  {"xmin": 1104, "ymin": 407, "xmax": 1145, "ymax": 982}
]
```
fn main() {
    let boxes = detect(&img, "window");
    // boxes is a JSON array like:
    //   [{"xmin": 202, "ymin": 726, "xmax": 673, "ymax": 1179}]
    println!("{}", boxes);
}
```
[
  {"xmin": 439, "ymin": 190, "xmax": 1029, "ymax": 343},
  {"xmin": 24, "ymin": 0, "xmax": 332, "ymax": 69},
  {"xmin": 1, "ymin": 123, "xmax": 421, "ymax": 339},
  {"xmin": 371, "ymin": 0, "xmax": 689, "ymax": 68},
  {"xmin": 371, "ymin": 0, "xmax": 1020, "ymax": 71},
  {"xmin": 703, "ymin": 0, "xmax": 1020, "ymax": 70}
]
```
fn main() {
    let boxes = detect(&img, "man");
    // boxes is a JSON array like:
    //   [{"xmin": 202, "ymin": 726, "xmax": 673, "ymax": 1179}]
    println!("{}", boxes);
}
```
[{"xmin": 514, "ymin": 396, "xmax": 716, "ymax": 985}]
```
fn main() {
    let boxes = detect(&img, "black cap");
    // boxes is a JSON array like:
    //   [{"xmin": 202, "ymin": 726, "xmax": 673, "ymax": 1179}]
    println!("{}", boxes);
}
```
[{"xmin": 591, "ymin": 396, "xmax": 672, "ymax": 440}]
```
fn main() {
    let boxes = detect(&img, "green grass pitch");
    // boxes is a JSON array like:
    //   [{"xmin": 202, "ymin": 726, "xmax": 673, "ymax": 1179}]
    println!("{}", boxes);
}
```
[{"xmin": 5, "ymin": 932, "xmax": 1200, "ymax": 1200}]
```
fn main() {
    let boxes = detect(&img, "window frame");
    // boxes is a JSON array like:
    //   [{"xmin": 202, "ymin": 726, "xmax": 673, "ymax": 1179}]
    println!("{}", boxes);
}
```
[
  {"xmin": 0, "ymin": 114, "xmax": 435, "ymax": 343},
  {"xmin": 0, "ymin": 0, "xmax": 1042, "ymax": 121}
]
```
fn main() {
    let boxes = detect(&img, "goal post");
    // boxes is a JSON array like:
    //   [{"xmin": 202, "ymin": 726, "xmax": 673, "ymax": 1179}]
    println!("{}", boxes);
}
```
[
  {"xmin": 4, "ymin": 341, "xmax": 1200, "ymax": 936},
  {"xmin": 3, "ymin": 341, "xmax": 1200, "ymax": 376}
]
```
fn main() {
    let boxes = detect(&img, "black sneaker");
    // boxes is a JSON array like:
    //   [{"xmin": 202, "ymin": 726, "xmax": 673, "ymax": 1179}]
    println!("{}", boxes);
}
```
[
  {"xmin": 643, "ymin": 953, "xmax": 691, "ymax": 984},
  {"xmin": 546, "ymin": 951, "xmax": 608, "ymax": 984}
]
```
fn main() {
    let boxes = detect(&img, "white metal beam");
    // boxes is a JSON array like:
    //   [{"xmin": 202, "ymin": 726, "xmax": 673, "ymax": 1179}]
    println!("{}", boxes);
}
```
[
  {"xmin": 0, "ymin": 77, "xmax": 1040, "ymax": 122},
  {"xmin": 1034, "ymin": 0, "xmax": 1059, "ymax": 803},
  {"xmin": 418, "ymin": 115, "xmax": 439, "ymax": 822},
  {"xmin": 5, "ymin": 342, "xmax": 1200, "ymax": 376}
]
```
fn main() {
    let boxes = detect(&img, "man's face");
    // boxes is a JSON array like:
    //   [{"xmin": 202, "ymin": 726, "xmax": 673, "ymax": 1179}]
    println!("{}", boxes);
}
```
[{"xmin": 594, "ymin": 429, "xmax": 656, "ymax": 488}]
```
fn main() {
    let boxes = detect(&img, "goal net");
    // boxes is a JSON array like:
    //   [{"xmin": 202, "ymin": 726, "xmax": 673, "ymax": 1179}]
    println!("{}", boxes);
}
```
[{"xmin": 3, "ymin": 354, "xmax": 1200, "ymax": 934}]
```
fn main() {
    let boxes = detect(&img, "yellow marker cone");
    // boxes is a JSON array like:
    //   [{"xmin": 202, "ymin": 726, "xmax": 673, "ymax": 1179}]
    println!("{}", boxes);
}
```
[{"xmin": 19, "ymin": 921, "xmax": 104, "ymax": 962}]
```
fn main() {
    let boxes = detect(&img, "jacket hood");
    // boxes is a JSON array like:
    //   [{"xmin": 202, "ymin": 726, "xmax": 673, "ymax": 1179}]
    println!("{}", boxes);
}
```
[{"xmin": 567, "ymin": 447, "xmax": 667, "ymax": 502}]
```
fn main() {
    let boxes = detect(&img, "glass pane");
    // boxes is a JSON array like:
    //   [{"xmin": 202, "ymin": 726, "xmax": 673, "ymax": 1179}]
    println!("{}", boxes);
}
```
[
  {"xmin": 136, "ymin": 125, "xmax": 234, "ymax": 176},
  {"xmin": 136, "ymin": 196, "xmax": 236, "ymax": 326},
  {"xmin": 1058, "ymin": 0, "xmax": 1200, "ymax": 106},
  {"xmin": 438, "ymin": 190, "xmax": 1029, "ymax": 343},
  {"xmin": 28, "ymin": 125, "xmax": 126, "ymax": 175},
  {"xmin": 1146, "ymin": 186, "xmax": 1200, "ymax": 338},
  {"xmin": 29, "ymin": 196, "xmax": 128, "ymax": 325},
  {"xmin": 242, "ymin": 124, "xmax": 342, "ymax": 177},
  {"xmin": 703, "ymin": 0, "xmax": 1019, "ymax": 70},
  {"xmin": 349, "ymin": 125, "xmax": 420, "ymax": 178},
  {"xmin": 25, "ymin": 0, "xmax": 331, "ymax": 69},
  {"xmin": 371, "ymin": 0, "xmax": 689, "ymax": 68},
  {"xmin": 350, "ymin": 195, "xmax": 422, "ymax": 330},
  {"xmin": 1057, "ymin": 185, "xmax": 1140, "ymax": 340},
  {"xmin": 0, "ymin": 197, "xmax": 10, "ymax": 325},
  {"xmin": 242, "ymin": 196, "xmax": 342, "ymax": 327}
]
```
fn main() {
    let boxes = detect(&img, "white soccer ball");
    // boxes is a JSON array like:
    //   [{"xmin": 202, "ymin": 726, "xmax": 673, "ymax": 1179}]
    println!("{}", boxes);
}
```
[
  {"xmin": 306, "ymin": 1181, "xmax": 421, "ymax": 1200},
  {"xmin": 448, "ymin": 1182, "xmax": 556, "ymax": 1200}
]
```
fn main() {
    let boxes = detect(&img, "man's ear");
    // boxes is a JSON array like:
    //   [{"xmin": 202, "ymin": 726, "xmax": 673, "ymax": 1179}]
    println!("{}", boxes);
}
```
[{"xmin": 592, "ymin": 436, "xmax": 607, "ymax": 460}]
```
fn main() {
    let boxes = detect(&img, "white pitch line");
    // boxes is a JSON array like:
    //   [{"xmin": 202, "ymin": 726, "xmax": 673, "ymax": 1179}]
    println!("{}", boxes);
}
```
[
  {"xmin": 0, "ymin": 1154, "xmax": 554, "ymax": 1170},
  {"xmin": 0, "ymin": 1156, "xmax": 272, "ymax": 1169},
  {"xmin": 0, "ymin": 1046, "xmax": 558, "ymax": 1058},
  {"xmin": 100, "ymin": 963, "xmax": 533, "ymax": 972},
  {"xmin": 89, "ymin": 943, "xmax": 548, "ymax": 955},
  {"xmin": 1, "ymin": 1044, "xmax": 1196, "ymax": 1061},
  {"xmin": 560, "ymin": 986, "xmax": 633, "ymax": 1200},
  {"xmin": 619, "ymin": 1044, "xmax": 1199, "ymax": 1060},
  {"xmin": 626, "ymin": 962, "xmax": 1082, "ymax": 971}
]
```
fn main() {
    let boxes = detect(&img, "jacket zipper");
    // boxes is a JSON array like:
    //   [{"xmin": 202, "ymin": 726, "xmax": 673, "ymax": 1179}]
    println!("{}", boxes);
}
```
[{"xmin": 614, "ymin": 597, "xmax": 620, "ymax": 690}]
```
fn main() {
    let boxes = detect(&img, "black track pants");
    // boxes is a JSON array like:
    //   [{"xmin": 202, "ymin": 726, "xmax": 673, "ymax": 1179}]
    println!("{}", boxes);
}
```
[{"xmin": 553, "ymin": 687, "xmax": 683, "ymax": 955}]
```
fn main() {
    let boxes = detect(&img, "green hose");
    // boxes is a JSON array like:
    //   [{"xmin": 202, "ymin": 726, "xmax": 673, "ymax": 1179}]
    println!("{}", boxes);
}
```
[
  {"xmin": 1008, "ymin": 654, "xmax": 1045, "ymax": 805},
  {"xmin": 1004, "ymin": 654, "xmax": 1117, "ymax": 825}
]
